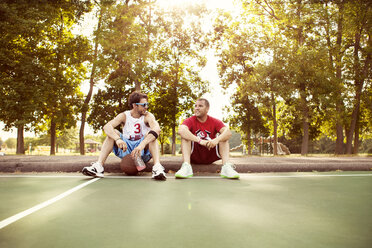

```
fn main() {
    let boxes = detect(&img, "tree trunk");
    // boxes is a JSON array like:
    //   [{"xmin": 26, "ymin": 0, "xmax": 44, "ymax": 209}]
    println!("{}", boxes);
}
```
[
  {"xmin": 171, "ymin": 124, "xmax": 176, "ymax": 155},
  {"xmin": 335, "ymin": 112, "xmax": 344, "ymax": 154},
  {"xmin": 272, "ymin": 93, "xmax": 278, "ymax": 156},
  {"xmin": 353, "ymin": 115, "xmax": 360, "ymax": 154},
  {"xmin": 346, "ymin": 30, "xmax": 360, "ymax": 154},
  {"xmin": 50, "ymin": 119, "xmax": 56, "ymax": 155},
  {"xmin": 301, "ymin": 117, "xmax": 309, "ymax": 155},
  {"xmin": 334, "ymin": 1, "xmax": 345, "ymax": 155},
  {"xmin": 301, "ymin": 96, "xmax": 309, "ymax": 156},
  {"xmin": 79, "ymin": 8, "xmax": 102, "ymax": 155},
  {"xmin": 135, "ymin": 79, "xmax": 141, "ymax": 92},
  {"xmin": 295, "ymin": 0, "xmax": 309, "ymax": 156},
  {"xmin": 325, "ymin": 3, "xmax": 344, "ymax": 155},
  {"xmin": 16, "ymin": 125, "xmax": 25, "ymax": 154},
  {"xmin": 171, "ymin": 72, "xmax": 179, "ymax": 156},
  {"xmin": 79, "ymin": 114, "xmax": 87, "ymax": 155},
  {"xmin": 346, "ymin": 31, "xmax": 371, "ymax": 154},
  {"xmin": 346, "ymin": 86, "xmax": 361, "ymax": 154},
  {"xmin": 246, "ymin": 129, "xmax": 252, "ymax": 155}
]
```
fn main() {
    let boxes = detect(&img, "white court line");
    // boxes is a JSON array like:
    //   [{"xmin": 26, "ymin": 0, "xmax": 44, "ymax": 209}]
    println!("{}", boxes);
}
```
[
  {"xmin": 0, "ymin": 173, "xmax": 370, "ymax": 229},
  {"xmin": 0, "ymin": 178, "xmax": 100, "ymax": 230},
  {"xmin": 0, "ymin": 175, "xmax": 88, "ymax": 178},
  {"xmin": 239, "ymin": 173, "xmax": 372, "ymax": 179},
  {"xmin": 0, "ymin": 173, "xmax": 372, "ymax": 179}
]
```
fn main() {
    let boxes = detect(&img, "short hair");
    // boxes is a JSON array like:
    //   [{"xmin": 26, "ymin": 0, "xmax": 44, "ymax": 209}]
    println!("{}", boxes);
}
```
[
  {"xmin": 128, "ymin": 91, "xmax": 148, "ymax": 109},
  {"xmin": 196, "ymin": 98, "xmax": 210, "ymax": 108}
]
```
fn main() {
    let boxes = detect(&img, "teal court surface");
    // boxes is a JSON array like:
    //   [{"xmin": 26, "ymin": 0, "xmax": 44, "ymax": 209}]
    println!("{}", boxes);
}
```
[{"xmin": 1, "ymin": 172, "xmax": 372, "ymax": 248}]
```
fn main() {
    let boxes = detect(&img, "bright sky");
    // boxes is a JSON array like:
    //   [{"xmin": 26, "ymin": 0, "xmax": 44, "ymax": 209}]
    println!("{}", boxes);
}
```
[{"xmin": 0, "ymin": 0, "xmax": 238, "ymax": 141}]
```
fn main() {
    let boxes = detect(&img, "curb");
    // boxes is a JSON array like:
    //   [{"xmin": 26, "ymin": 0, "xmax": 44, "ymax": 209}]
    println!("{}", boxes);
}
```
[{"xmin": 1, "ymin": 155, "xmax": 371, "ymax": 173}]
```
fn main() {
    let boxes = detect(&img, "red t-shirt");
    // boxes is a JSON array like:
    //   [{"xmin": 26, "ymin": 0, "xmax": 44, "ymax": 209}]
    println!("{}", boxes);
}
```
[
  {"xmin": 182, "ymin": 115, "xmax": 225, "ymax": 141},
  {"xmin": 182, "ymin": 115, "xmax": 225, "ymax": 164}
]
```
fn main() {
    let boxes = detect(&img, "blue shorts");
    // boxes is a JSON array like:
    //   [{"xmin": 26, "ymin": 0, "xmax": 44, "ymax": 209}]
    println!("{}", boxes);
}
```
[{"xmin": 113, "ymin": 134, "xmax": 152, "ymax": 162}]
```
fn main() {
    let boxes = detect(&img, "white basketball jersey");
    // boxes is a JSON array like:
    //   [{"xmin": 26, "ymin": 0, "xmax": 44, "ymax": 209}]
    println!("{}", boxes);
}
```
[{"xmin": 122, "ymin": 110, "xmax": 150, "ymax": 141}]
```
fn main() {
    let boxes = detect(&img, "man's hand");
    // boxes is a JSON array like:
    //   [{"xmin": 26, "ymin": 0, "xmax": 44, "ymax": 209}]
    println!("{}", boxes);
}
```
[
  {"xmin": 198, "ymin": 139, "xmax": 215, "ymax": 150},
  {"xmin": 205, "ymin": 139, "xmax": 219, "ymax": 150},
  {"xmin": 131, "ymin": 144, "xmax": 144, "ymax": 158},
  {"xmin": 199, "ymin": 139, "xmax": 208, "ymax": 148},
  {"xmin": 116, "ymin": 139, "xmax": 127, "ymax": 152}
]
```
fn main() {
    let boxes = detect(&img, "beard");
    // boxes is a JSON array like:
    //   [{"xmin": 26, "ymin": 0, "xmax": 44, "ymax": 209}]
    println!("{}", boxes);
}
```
[{"xmin": 138, "ymin": 108, "xmax": 147, "ymax": 116}]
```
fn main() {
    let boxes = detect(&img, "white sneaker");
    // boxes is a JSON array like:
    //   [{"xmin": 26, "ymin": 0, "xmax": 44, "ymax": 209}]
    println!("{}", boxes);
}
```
[
  {"xmin": 220, "ymin": 163, "xmax": 239, "ymax": 179},
  {"xmin": 175, "ymin": 162, "xmax": 193, "ymax": 178},
  {"xmin": 152, "ymin": 163, "xmax": 167, "ymax": 181},
  {"xmin": 82, "ymin": 162, "xmax": 104, "ymax": 178}
]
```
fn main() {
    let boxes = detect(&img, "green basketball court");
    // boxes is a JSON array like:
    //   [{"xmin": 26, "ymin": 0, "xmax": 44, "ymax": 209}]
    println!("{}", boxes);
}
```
[{"xmin": 1, "ymin": 172, "xmax": 371, "ymax": 248}]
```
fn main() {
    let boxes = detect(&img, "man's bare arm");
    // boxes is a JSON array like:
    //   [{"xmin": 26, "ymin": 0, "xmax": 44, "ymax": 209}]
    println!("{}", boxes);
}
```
[
  {"xmin": 178, "ymin": 124, "xmax": 208, "ymax": 147},
  {"xmin": 178, "ymin": 124, "xmax": 199, "ymax": 142},
  {"xmin": 103, "ymin": 113, "xmax": 127, "ymax": 150},
  {"xmin": 103, "ymin": 113, "xmax": 125, "ymax": 140},
  {"xmin": 206, "ymin": 126, "xmax": 232, "ymax": 149}
]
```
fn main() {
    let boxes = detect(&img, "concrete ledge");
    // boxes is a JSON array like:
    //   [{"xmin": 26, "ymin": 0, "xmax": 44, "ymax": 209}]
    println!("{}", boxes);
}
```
[{"xmin": 0, "ymin": 155, "xmax": 371, "ymax": 173}]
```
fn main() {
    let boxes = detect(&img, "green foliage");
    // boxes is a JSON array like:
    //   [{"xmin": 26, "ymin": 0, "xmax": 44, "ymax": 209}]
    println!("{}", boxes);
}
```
[
  {"xmin": 213, "ymin": 0, "xmax": 371, "ymax": 155},
  {"xmin": 30, "ymin": 128, "xmax": 78, "ymax": 149},
  {"xmin": 0, "ymin": 0, "xmax": 51, "ymax": 132},
  {"xmin": 4, "ymin": 138, "xmax": 16, "ymax": 149},
  {"xmin": 226, "ymin": 87, "xmax": 268, "ymax": 152},
  {"xmin": 88, "ymin": 0, "xmax": 155, "ymax": 131},
  {"xmin": 85, "ymin": 133, "xmax": 105, "ymax": 144},
  {"xmin": 88, "ymin": 85, "xmax": 132, "ymax": 131},
  {"xmin": 147, "ymin": 4, "xmax": 210, "ymax": 153},
  {"xmin": 0, "ymin": 0, "xmax": 92, "ymax": 154},
  {"xmin": 1, "ymin": 0, "xmax": 370, "ymax": 155}
]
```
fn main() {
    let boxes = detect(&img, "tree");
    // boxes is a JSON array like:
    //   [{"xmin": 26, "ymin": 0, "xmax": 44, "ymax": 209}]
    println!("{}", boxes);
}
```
[
  {"xmin": 213, "ymin": 0, "xmax": 335, "ymax": 155},
  {"xmin": 88, "ymin": 85, "xmax": 131, "ymax": 131},
  {"xmin": 88, "ymin": 0, "xmax": 156, "ymax": 132},
  {"xmin": 316, "ymin": 0, "xmax": 348, "ymax": 154},
  {"xmin": 5, "ymin": 138, "xmax": 16, "ymax": 150},
  {"xmin": 343, "ymin": 1, "xmax": 371, "ymax": 154},
  {"xmin": 314, "ymin": 0, "xmax": 372, "ymax": 154},
  {"xmin": 213, "ymin": 6, "xmax": 290, "ymax": 155},
  {"xmin": 149, "ymin": 4, "xmax": 210, "ymax": 154},
  {"xmin": 34, "ymin": 127, "xmax": 78, "ymax": 152},
  {"xmin": 226, "ymin": 88, "xmax": 267, "ymax": 154},
  {"xmin": 37, "ymin": 1, "xmax": 91, "ymax": 155},
  {"xmin": 79, "ymin": 0, "xmax": 114, "ymax": 155},
  {"xmin": 252, "ymin": 0, "xmax": 332, "ymax": 155},
  {"xmin": 0, "ymin": 0, "xmax": 91, "ymax": 155},
  {"xmin": 0, "ymin": 1, "xmax": 52, "ymax": 154}
]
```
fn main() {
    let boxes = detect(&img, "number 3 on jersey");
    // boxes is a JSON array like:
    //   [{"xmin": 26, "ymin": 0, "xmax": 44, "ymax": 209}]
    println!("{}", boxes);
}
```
[{"xmin": 134, "ymin": 123, "xmax": 141, "ymax": 134}]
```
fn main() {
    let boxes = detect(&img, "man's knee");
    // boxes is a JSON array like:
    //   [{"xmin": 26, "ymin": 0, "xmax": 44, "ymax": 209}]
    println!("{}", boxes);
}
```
[{"xmin": 218, "ymin": 140, "xmax": 230, "ymax": 150}]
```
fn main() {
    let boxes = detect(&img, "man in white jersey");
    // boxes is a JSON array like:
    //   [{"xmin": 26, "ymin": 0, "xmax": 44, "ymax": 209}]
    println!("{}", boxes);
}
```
[{"xmin": 82, "ymin": 91, "xmax": 167, "ymax": 180}]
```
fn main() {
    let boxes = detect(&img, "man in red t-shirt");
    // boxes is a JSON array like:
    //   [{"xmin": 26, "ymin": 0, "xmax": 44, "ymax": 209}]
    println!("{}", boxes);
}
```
[{"xmin": 175, "ymin": 98, "xmax": 239, "ymax": 179}]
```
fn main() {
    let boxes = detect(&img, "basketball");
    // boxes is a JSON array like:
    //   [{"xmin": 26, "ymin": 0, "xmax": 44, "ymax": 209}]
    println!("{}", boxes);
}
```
[{"xmin": 120, "ymin": 155, "xmax": 138, "ymax": 176}]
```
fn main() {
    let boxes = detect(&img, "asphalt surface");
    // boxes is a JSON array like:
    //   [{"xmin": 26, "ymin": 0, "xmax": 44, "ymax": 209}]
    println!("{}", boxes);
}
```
[{"xmin": 0, "ymin": 155, "xmax": 371, "ymax": 174}]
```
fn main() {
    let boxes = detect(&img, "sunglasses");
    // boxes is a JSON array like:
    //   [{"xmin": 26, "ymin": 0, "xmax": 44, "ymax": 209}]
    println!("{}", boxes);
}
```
[{"xmin": 135, "ymin": 102, "xmax": 149, "ymax": 107}]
